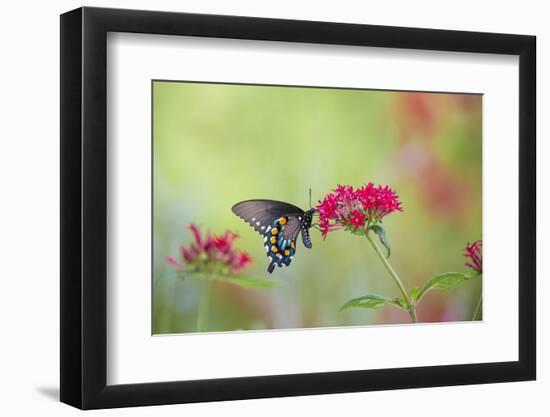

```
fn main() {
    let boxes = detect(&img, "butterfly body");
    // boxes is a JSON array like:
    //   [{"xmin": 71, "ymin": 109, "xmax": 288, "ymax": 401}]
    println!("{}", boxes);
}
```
[{"xmin": 232, "ymin": 200, "xmax": 315, "ymax": 273}]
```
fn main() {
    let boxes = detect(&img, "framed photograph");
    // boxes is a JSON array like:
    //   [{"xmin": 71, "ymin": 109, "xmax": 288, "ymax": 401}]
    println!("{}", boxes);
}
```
[{"xmin": 60, "ymin": 6, "xmax": 536, "ymax": 409}]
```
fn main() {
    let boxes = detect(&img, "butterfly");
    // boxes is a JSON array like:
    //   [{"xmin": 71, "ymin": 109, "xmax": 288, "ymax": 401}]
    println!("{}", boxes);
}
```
[{"xmin": 232, "ymin": 199, "xmax": 316, "ymax": 273}]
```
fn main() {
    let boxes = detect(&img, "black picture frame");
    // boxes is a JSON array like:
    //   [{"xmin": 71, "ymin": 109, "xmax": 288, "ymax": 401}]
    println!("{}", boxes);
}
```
[{"xmin": 60, "ymin": 6, "xmax": 536, "ymax": 410}]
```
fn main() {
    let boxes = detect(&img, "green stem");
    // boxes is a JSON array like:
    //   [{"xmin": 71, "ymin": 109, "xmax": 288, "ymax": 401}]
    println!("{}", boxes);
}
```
[
  {"xmin": 366, "ymin": 231, "xmax": 417, "ymax": 323},
  {"xmin": 197, "ymin": 278, "xmax": 212, "ymax": 332},
  {"xmin": 472, "ymin": 294, "xmax": 482, "ymax": 321},
  {"xmin": 410, "ymin": 307, "xmax": 418, "ymax": 323}
]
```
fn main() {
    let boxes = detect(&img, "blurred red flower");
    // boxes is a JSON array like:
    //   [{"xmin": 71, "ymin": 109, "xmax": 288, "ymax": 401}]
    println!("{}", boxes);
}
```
[
  {"xmin": 464, "ymin": 240, "xmax": 482, "ymax": 273},
  {"xmin": 316, "ymin": 183, "xmax": 402, "ymax": 238},
  {"xmin": 167, "ymin": 224, "xmax": 253, "ymax": 275}
]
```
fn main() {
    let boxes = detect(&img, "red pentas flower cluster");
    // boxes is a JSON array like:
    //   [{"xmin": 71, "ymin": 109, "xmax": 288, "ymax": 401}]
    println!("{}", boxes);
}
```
[
  {"xmin": 464, "ymin": 240, "xmax": 482, "ymax": 274},
  {"xmin": 316, "ymin": 183, "xmax": 403, "ymax": 237},
  {"xmin": 167, "ymin": 224, "xmax": 253, "ymax": 276}
]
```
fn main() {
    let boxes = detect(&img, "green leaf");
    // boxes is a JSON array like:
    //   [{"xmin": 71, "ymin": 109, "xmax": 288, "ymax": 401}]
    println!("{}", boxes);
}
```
[
  {"xmin": 409, "ymin": 287, "xmax": 421, "ymax": 304},
  {"xmin": 427, "ymin": 272, "xmax": 469, "ymax": 290},
  {"xmin": 369, "ymin": 225, "xmax": 391, "ymax": 258},
  {"xmin": 340, "ymin": 294, "xmax": 406, "ymax": 311},
  {"xmin": 217, "ymin": 275, "xmax": 281, "ymax": 289},
  {"xmin": 416, "ymin": 272, "xmax": 473, "ymax": 303},
  {"xmin": 465, "ymin": 270, "xmax": 482, "ymax": 280}
]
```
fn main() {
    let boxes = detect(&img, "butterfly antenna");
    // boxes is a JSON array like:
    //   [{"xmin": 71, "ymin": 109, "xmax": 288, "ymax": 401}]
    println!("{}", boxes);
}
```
[{"xmin": 309, "ymin": 188, "xmax": 312, "ymax": 209}]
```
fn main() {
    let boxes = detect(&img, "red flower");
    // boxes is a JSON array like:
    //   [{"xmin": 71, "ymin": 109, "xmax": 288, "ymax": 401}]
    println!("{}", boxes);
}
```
[
  {"xmin": 167, "ymin": 224, "xmax": 253, "ymax": 275},
  {"xmin": 316, "ymin": 183, "xmax": 402, "ymax": 237},
  {"xmin": 349, "ymin": 210, "xmax": 366, "ymax": 229},
  {"xmin": 464, "ymin": 240, "xmax": 482, "ymax": 273}
]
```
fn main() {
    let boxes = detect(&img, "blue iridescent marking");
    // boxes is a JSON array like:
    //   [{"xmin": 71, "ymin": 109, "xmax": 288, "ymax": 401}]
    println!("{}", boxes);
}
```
[{"xmin": 264, "ymin": 216, "xmax": 296, "ymax": 269}]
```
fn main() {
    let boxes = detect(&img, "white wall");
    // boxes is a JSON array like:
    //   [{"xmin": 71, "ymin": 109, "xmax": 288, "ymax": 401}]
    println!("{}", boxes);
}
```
[{"xmin": 0, "ymin": 0, "xmax": 545, "ymax": 415}]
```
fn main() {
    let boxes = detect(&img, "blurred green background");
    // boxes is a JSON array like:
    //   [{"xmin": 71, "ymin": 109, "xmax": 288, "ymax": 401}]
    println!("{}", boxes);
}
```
[{"xmin": 153, "ymin": 81, "xmax": 482, "ymax": 334}]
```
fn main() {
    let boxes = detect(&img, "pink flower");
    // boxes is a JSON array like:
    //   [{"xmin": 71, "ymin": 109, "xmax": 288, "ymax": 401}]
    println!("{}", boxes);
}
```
[
  {"xmin": 167, "ymin": 224, "xmax": 253, "ymax": 275},
  {"xmin": 316, "ymin": 183, "xmax": 402, "ymax": 238},
  {"xmin": 166, "ymin": 256, "xmax": 184, "ymax": 270},
  {"xmin": 189, "ymin": 224, "xmax": 204, "ymax": 251},
  {"xmin": 464, "ymin": 240, "xmax": 482, "ymax": 273}
]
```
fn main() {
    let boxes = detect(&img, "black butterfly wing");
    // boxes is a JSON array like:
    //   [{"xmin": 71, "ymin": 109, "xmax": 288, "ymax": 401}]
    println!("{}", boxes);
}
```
[
  {"xmin": 282, "ymin": 217, "xmax": 301, "ymax": 240},
  {"xmin": 232, "ymin": 200, "xmax": 304, "ymax": 235}
]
